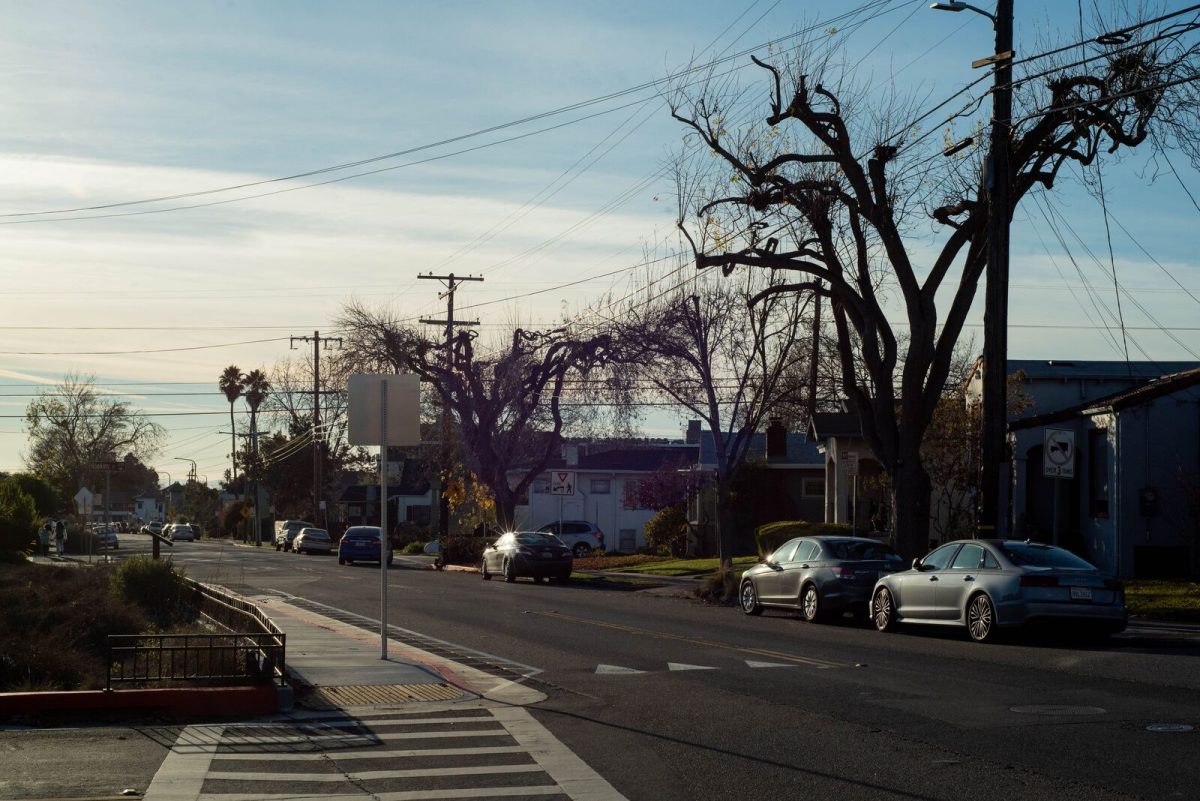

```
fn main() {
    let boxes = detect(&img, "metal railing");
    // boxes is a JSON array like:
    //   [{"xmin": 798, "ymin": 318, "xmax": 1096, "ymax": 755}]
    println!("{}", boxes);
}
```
[{"xmin": 106, "ymin": 581, "xmax": 286, "ymax": 690}]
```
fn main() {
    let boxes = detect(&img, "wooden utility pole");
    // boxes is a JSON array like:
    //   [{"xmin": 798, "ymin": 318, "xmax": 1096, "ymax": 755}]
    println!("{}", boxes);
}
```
[
  {"xmin": 979, "ymin": 0, "xmax": 1015, "ymax": 538},
  {"xmin": 419, "ymin": 273, "xmax": 482, "ymax": 548},
  {"xmin": 290, "ymin": 331, "xmax": 343, "ymax": 526}
]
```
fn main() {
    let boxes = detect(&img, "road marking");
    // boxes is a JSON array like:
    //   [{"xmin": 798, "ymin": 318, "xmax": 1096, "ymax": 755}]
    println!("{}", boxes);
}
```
[
  {"xmin": 206, "ymin": 763, "xmax": 546, "ymax": 782},
  {"xmin": 143, "ymin": 724, "xmax": 224, "ymax": 801},
  {"xmin": 594, "ymin": 664, "xmax": 645, "ymax": 674},
  {"xmin": 198, "ymin": 789, "xmax": 564, "ymax": 800},
  {"xmin": 211, "ymin": 745, "xmax": 529, "ymax": 761},
  {"xmin": 746, "ymin": 660, "xmax": 798, "ymax": 669},
  {"xmin": 492, "ymin": 706, "xmax": 628, "ymax": 801},
  {"xmin": 219, "ymin": 729, "xmax": 510, "ymax": 744},
  {"xmin": 535, "ymin": 610, "xmax": 845, "ymax": 669},
  {"xmin": 667, "ymin": 663, "xmax": 716, "ymax": 671}
]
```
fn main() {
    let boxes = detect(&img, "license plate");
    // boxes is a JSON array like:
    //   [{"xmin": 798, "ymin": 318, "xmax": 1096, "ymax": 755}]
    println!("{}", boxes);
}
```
[
  {"xmin": 541, "ymin": 550, "xmax": 553, "ymax": 558},
  {"xmin": 1070, "ymin": 586, "xmax": 1093, "ymax": 601}
]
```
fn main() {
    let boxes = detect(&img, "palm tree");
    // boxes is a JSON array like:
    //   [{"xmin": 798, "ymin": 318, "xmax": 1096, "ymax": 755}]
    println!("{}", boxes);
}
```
[
  {"xmin": 218, "ymin": 366, "xmax": 245, "ymax": 483},
  {"xmin": 243, "ymin": 369, "xmax": 271, "ymax": 479}
]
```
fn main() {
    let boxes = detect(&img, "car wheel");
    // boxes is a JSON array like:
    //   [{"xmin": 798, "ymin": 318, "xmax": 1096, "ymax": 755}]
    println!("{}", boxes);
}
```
[
  {"xmin": 555, "ymin": 573, "xmax": 571, "ymax": 584},
  {"xmin": 503, "ymin": 558, "xmax": 516, "ymax": 583},
  {"xmin": 572, "ymin": 542, "xmax": 591, "ymax": 558},
  {"xmin": 481, "ymin": 559, "xmax": 491, "ymax": 580},
  {"xmin": 801, "ymin": 583, "xmax": 825, "ymax": 623},
  {"xmin": 740, "ymin": 580, "xmax": 763, "ymax": 616},
  {"xmin": 338, "ymin": 557, "xmax": 345, "ymax": 565},
  {"xmin": 533, "ymin": 576, "xmax": 545, "ymax": 584},
  {"xmin": 967, "ymin": 593, "xmax": 998, "ymax": 643},
  {"xmin": 346, "ymin": 558, "xmax": 354, "ymax": 565},
  {"xmin": 872, "ymin": 588, "xmax": 898, "ymax": 632}
]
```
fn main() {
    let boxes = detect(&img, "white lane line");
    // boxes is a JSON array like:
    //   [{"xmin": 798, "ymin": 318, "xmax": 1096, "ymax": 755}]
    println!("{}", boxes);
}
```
[
  {"xmin": 667, "ymin": 663, "xmax": 716, "ymax": 671},
  {"xmin": 594, "ymin": 664, "xmax": 644, "ymax": 674},
  {"xmin": 143, "ymin": 724, "xmax": 225, "ymax": 801},
  {"xmin": 492, "ymin": 707, "xmax": 628, "ymax": 801},
  {"xmin": 206, "ymin": 763, "xmax": 545, "ymax": 782},
  {"xmin": 219, "ymin": 729, "xmax": 509, "ymax": 745},
  {"xmin": 745, "ymin": 660, "xmax": 798, "ymax": 668},
  {"xmin": 212, "ymin": 745, "xmax": 528, "ymax": 761},
  {"xmin": 199, "ymin": 789, "xmax": 564, "ymax": 800}
]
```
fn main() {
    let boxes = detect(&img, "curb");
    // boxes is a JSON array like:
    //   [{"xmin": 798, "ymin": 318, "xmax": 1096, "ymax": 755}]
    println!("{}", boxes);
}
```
[{"xmin": 0, "ymin": 685, "xmax": 281, "ymax": 720}]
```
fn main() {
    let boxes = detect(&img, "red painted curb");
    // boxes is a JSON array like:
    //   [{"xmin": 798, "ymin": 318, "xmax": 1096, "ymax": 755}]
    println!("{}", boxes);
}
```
[{"xmin": 0, "ymin": 685, "xmax": 279, "ymax": 718}]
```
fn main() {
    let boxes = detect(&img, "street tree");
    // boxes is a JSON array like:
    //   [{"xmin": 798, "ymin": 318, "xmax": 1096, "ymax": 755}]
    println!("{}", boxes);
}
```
[
  {"xmin": 217, "ymin": 366, "xmax": 244, "ymax": 484},
  {"xmin": 613, "ymin": 269, "xmax": 807, "ymax": 576},
  {"xmin": 669, "ymin": 13, "xmax": 1200, "ymax": 557},
  {"xmin": 23, "ymin": 374, "xmax": 164, "ymax": 508},
  {"xmin": 336, "ymin": 301, "xmax": 619, "ymax": 528}
]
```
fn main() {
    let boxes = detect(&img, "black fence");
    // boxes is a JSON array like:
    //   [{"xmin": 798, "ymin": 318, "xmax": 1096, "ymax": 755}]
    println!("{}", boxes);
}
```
[{"xmin": 106, "ymin": 581, "xmax": 286, "ymax": 690}]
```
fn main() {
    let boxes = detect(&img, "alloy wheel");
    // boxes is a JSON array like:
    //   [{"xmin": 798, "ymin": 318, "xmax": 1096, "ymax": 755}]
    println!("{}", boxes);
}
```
[
  {"xmin": 967, "ymin": 594, "xmax": 996, "ymax": 642},
  {"xmin": 802, "ymin": 585, "xmax": 821, "ymax": 622},
  {"xmin": 740, "ymin": 581, "xmax": 762, "ymax": 615},
  {"xmin": 873, "ymin": 588, "xmax": 896, "ymax": 632}
]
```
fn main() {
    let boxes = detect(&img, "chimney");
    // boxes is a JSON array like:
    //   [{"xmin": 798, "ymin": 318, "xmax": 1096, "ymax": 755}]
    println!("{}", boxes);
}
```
[
  {"xmin": 766, "ymin": 417, "xmax": 787, "ymax": 462},
  {"xmin": 685, "ymin": 420, "xmax": 702, "ymax": 445}
]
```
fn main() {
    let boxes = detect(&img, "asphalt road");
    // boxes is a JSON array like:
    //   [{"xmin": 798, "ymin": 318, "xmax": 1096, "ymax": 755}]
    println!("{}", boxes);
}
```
[{"xmin": 12, "ymin": 534, "xmax": 1200, "ymax": 801}]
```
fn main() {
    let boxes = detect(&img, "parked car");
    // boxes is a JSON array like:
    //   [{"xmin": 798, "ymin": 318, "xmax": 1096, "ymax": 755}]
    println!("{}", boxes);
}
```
[
  {"xmin": 481, "ymin": 531, "xmax": 572, "ymax": 583},
  {"xmin": 870, "ymin": 539, "xmax": 1127, "ymax": 643},
  {"xmin": 167, "ymin": 524, "xmax": 196, "ymax": 542},
  {"xmin": 142, "ymin": 521, "xmax": 164, "ymax": 536},
  {"xmin": 97, "ymin": 526, "xmax": 119, "ymax": 549},
  {"xmin": 293, "ymin": 527, "xmax": 333, "ymax": 555},
  {"xmin": 739, "ymin": 536, "xmax": 905, "ymax": 621},
  {"xmin": 274, "ymin": 520, "xmax": 315, "ymax": 552},
  {"xmin": 338, "ymin": 526, "xmax": 393, "ymax": 565},
  {"xmin": 535, "ymin": 520, "xmax": 604, "ymax": 558}
]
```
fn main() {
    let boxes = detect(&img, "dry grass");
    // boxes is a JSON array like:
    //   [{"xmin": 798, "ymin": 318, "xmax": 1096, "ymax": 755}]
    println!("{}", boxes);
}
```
[{"xmin": 1125, "ymin": 580, "xmax": 1200, "ymax": 622}]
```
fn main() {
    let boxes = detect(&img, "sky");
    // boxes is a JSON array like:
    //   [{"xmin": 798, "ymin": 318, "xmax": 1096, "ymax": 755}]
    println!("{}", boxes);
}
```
[{"xmin": 1, "ymin": 0, "xmax": 1198, "ymax": 485}]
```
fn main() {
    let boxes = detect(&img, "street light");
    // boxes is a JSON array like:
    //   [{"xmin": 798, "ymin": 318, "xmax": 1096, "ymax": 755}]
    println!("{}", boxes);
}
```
[
  {"xmin": 932, "ymin": 0, "xmax": 1013, "ymax": 537},
  {"xmin": 174, "ymin": 457, "xmax": 198, "ymax": 483}
]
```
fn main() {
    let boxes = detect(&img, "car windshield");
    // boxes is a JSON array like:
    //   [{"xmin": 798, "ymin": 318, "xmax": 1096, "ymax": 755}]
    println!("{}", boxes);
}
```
[
  {"xmin": 1001, "ymin": 542, "xmax": 1097, "ymax": 570},
  {"xmin": 827, "ymin": 540, "xmax": 904, "ymax": 562},
  {"xmin": 346, "ymin": 529, "xmax": 380, "ymax": 540},
  {"xmin": 305, "ymin": 530, "xmax": 330, "ymax": 540},
  {"xmin": 516, "ymin": 533, "xmax": 562, "ymax": 546}
]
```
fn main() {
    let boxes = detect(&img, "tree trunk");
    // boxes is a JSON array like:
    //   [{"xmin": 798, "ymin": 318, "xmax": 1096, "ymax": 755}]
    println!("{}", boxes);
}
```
[
  {"xmin": 716, "ymin": 478, "xmax": 735, "ymax": 574},
  {"xmin": 891, "ymin": 460, "xmax": 933, "ymax": 560}
]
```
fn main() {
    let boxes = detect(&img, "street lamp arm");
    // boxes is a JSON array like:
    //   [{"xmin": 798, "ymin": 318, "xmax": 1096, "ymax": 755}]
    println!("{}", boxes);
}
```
[{"xmin": 929, "ymin": 2, "xmax": 996, "ymax": 26}]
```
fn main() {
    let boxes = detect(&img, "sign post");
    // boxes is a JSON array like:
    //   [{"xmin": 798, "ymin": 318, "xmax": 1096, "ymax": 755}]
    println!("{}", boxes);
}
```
[
  {"xmin": 1043, "ymin": 429, "xmax": 1075, "ymax": 546},
  {"xmin": 549, "ymin": 471, "xmax": 576, "ymax": 541},
  {"xmin": 841, "ymin": 451, "xmax": 860, "ymax": 528},
  {"xmin": 348, "ymin": 374, "xmax": 421, "ymax": 661}
]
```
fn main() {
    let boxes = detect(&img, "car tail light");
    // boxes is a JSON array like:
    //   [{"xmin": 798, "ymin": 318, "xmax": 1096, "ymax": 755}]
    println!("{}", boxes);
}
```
[
  {"xmin": 594, "ymin": 530, "xmax": 604, "ymax": 542},
  {"xmin": 831, "ymin": 567, "xmax": 855, "ymax": 577},
  {"xmin": 1020, "ymin": 575, "xmax": 1059, "ymax": 588}
]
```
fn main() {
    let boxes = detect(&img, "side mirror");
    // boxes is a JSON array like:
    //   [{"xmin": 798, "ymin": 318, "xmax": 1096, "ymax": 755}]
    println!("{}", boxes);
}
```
[{"xmin": 912, "ymin": 558, "xmax": 923, "ymax": 571}]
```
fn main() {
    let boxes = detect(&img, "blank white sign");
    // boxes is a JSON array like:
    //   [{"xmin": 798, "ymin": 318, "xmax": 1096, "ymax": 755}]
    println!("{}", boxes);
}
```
[{"xmin": 347, "ymin": 374, "xmax": 422, "ymax": 446}]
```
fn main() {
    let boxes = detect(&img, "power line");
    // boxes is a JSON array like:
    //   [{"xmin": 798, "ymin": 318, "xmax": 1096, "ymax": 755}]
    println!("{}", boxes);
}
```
[{"xmin": 0, "ymin": 337, "xmax": 289, "ymax": 356}]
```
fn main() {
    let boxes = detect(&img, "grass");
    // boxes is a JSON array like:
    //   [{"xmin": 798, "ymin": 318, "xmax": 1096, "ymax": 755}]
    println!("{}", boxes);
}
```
[
  {"xmin": 604, "ymin": 555, "xmax": 760, "ymax": 576},
  {"xmin": 571, "ymin": 554, "xmax": 673, "ymax": 571},
  {"xmin": 1124, "ymin": 580, "xmax": 1200, "ymax": 622}
]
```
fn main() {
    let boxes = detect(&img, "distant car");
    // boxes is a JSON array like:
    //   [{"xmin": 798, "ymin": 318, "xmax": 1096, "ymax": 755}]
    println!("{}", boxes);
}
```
[
  {"xmin": 481, "ymin": 531, "xmax": 572, "ymax": 583},
  {"xmin": 167, "ymin": 524, "xmax": 196, "ymax": 542},
  {"xmin": 275, "ymin": 520, "xmax": 315, "ymax": 552},
  {"xmin": 143, "ymin": 521, "xmax": 164, "ymax": 536},
  {"xmin": 338, "ymin": 526, "xmax": 393, "ymax": 565},
  {"xmin": 97, "ymin": 526, "xmax": 119, "ymax": 549},
  {"xmin": 293, "ymin": 527, "xmax": 333, "ymax": 555},
  {"xmin": 870, "ymin": 539, "xmax": 1127, "ymax": 643},
  {"xmin": 535, "ymin": 520, "xmax": 604, "ymax": 558},
  {"xmin": 738, "ymin": 536, "xmax": 906, "ymax": 621}
]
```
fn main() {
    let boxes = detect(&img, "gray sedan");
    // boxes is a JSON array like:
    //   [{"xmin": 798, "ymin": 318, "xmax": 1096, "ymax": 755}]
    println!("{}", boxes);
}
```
[
  {"xmin": 870, "ymin": 539, "xmax": 1127, "ymax": 642},
  {"xmin": 739, "ymin": 536, "xmax": 906, "ymax": 621},
  {"xmin": 293, "ymin": 527, "xmax": 333, "ymax": 555}
]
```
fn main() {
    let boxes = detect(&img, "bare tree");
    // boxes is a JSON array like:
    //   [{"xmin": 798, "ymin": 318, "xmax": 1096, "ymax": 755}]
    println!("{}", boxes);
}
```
[
  {"xmin": 670, "ymin": 11, "xmax": 1200, "ymax": 557},
  {"xmin": 336, "ymin": 301, "xmax": 619, "ymax": 528},
  {"xmin": 614, "ymin": 268, "xmax": 808, "ymax": 574}
]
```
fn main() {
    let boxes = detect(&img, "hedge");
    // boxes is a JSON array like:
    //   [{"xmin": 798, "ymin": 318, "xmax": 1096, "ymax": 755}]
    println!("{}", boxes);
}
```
[{"xmin": 754, "ymin": 520, "xmax": 858, "ymax": 556}]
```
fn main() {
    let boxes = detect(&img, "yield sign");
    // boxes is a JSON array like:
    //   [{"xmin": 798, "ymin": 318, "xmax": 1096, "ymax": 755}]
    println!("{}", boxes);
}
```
[{"xmin": 549, "ymin": 471, "xmax": 576, "ymax": 496}]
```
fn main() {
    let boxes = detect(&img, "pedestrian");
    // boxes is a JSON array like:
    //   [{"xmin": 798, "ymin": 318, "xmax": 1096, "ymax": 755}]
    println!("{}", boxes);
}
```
[
  {"xmin": 54, "ymin": 519, "xmax": 65, "ymax": 556},
  {"xmin": 38, "ymin": 522, "xmax": 51, "ymax": 557}
]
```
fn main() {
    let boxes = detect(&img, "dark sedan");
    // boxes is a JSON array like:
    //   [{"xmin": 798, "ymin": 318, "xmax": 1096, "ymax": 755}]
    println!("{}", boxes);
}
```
[
  {"xmin": 739, "ymin": 536, "xmax": 906, "ymax": 621},
  {"xmin": 870, "ymin": 539, "xmax": 1127, "ymax": 642},
  {"xmin": 338, "ymin": 526, "xmax": 393, "ymax": 566},
  {"xmin": 481, "ymin": 531, "xmax": 572, "ymax": 584}
]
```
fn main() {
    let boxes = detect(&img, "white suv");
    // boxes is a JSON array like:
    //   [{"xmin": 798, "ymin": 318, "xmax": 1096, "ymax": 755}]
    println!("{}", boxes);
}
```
[{"xmin": 536, "ymin": 520, "xmax": 604, "ymax": 557}]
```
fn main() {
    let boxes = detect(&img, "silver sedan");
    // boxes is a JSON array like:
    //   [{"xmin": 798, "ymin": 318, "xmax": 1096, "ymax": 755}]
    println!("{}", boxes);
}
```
[
  {"xmin": 293, "ymin": 528, "xmax": 333, "ymax": 555},
  {"xmin": 870, "ymin": 539, "xmax": 1127, "ymax": 642},
  {"xmin": 739, "ymin": 536, "xmax": 906, "ymax": 621}
]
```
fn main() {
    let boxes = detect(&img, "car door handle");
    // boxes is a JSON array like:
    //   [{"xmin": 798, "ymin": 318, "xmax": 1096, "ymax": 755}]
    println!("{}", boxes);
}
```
[
  {"xmin": 800, "ymin": 564, "xmax": 810, "ymax": 569},
  {"xmin": 963, "ymin": 575, "xmax": 975, "ymax": 582},
  {"xmin": 929, "ymin": 576, "xmax": 939, "ymax": 582}
]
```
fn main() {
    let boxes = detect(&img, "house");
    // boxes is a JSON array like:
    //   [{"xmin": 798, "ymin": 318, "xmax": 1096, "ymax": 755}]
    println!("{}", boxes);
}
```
[
  {"xmin": 807, "ymin": 412, "xmax": 885, "ymax": 532},
  {"xmin": 519, "ymin": 443, "xmax": 698, "ymax": 552},
  {"xmin": 337, "ymin": 457, "xmax": 433, "ymax": 529},
  {"xmin": 688, "ymin": 419, "xmax": 825, "ymax": 555},
  {"xmin": 1009, "ymin": 366, "xmax": 1200, "ymax": 579}
]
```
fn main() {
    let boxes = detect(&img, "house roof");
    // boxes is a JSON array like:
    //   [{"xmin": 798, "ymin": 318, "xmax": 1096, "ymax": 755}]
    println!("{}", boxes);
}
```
[
  {"xmin": 808, "ymin": 412, "xmax": 863, "ymax": 441},
  {"xmin": 1008, "ymin": 359, "xmax": 1199, "ymax": 381},
  {"xmin": 543, "ymin": 446, "xmax": 698, "ymax": 473},
  {"xmin": 698, "ymin": 431, "xmax": 822, "ymax": 467},
  {"xmin": 1011, "ymin": 366, "xmax": 1200, "ymax": 430},
  {"xmin": 338, "ymin": 459, "xmax": 431, "ymax": 501}
]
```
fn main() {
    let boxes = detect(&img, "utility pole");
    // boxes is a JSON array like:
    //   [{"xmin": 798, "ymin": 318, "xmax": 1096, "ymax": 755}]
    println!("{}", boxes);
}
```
[
  {"xmin": 978, "ymin": 0, "xmax": 1015, "ymax": 538},
  {"xmin": 419, "ymin": 273, "xmax": 482, "ymax": 550},
  {"xmin": 290, "ymin": 331, "xmax": 343, "ymax": 526}
]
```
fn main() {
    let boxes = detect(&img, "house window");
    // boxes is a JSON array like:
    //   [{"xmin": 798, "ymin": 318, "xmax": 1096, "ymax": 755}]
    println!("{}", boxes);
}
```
[
  {"xmin": 532, "ymin": 480, "xmax": 550, "ymax": 494},
  {"xmin": 1089, "ymin": 428, "xmax": 1109, "ymax": 518},
  {"xmin": 591, "ymin": 479, "xmax": 611, "ymax": 494},
  {"xmin": 802, "ymin": 478, "xmax": 824, "ymax": 498},
  {"xmin": 623, "ymin": 480, "xmax": 643, "ymax": 509}
]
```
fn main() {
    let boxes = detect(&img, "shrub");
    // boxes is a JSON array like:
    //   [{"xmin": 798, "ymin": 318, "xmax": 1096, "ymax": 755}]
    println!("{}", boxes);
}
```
[
  {"xmin": 0, "ymin": 480, "xmax": 38, "ymax": 553},
  {"xmin": 402, "ymin": 540, "xmax": 426, "ymax": 555},
  {"xmin": 393, "ymin": 524, "xmax": 431, "ymax": 547},
  {"xmin": 110, "ymin": 556, "xmax": 195, "ymax": 629},
  {"xmin": 644, "ymin": 504, "xmax": 688, "ymax": 557},
  {"xmin": 754, "ymin": 520, "xmax": 858, "ymax": 557},
  {"xmin": 440, "ymin": 536, "xmax": 490, "ymax": 566},
  {"xmin": 694, "ymin": 567, "xmax": 741, "ymax": 605}
]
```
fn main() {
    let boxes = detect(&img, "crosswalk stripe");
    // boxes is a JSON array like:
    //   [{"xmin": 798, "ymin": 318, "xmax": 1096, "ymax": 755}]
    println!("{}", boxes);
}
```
[
  {"xmin": 219, "ymin": 729, "xmax": 509, "ymax": 745},
  {"xmin": 198, "ymin": 788, "xmax": 564, "ymax": 800},
  {"xmin": 206, "ymin": 763, "xmax": 545, "ymax": 782},
  {"xmin": 211, "ymin": 745, "xmax": 527, "ymax": 761},
  {"xmin": 288, "ymin": 715, "xmax": 497, "ymax": 727}
]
